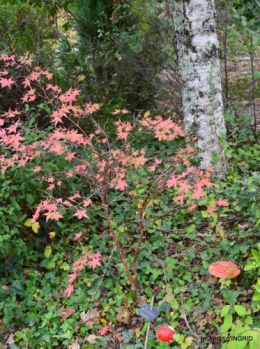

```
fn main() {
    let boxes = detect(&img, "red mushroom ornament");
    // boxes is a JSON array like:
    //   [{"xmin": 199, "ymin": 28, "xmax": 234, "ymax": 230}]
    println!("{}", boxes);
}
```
[
  {"xmin": 156, "ymin": 325, "xmax": 175, "ymax": 343},
  {"xmin": 208, "ymin": 261, "xmax": 240, "ymax": 279}
]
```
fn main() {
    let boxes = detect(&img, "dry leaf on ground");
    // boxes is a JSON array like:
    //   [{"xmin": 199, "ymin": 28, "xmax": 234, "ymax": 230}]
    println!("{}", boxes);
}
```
[
  {"xmin": 136, "ymin": 295, "xmax": 147, "ymax": 307},
  {"xmin": 59, "ymin": 307, "xmax": 75, "ymax": 319},
  {"xmin": 80, "ymin": 308, "xmax": 101, "ymax": 328},
  {"xmin": 86, "ymin": 334, "xmax": 101, "ymax": 344},
  {"xmin": 68, "ymin": 337, "xmax": 80, "ymax": 349},
  {"xmin": 116, "ymin": 306, "xmax": 130, "ymax": 324}
]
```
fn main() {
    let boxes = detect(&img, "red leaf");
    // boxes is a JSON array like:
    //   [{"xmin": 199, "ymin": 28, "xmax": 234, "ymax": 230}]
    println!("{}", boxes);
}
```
[
  {"xmin": 174, "ymin": 194, "xmax": 185, "ymax": 206},
  {"xmin": 196, "ymin": 175, "xmax": 214, "ymax": 189},
  {"xmin": 166, "ymin": 174, "xmax": 178, "ymax": 189},
  {"xmin": 0, "ymin": 77, "xmax": 15, "ymax": 88},
  {"xmin": 88, "ymin": 258, "xmax": 101, "ymax": 270},
  {"xmin": 178, "ymin": 181, "xmax": 192, "ymax": 194},
  {"xmin": 83, "ymin": 199, "xmax": 92, "ymax": 207},
  {"xmin": 85, "ymin": 102, "xmax": 101, "ymax": 114},
  {"xmin": 74, "ymin": 232, "xmax": 83, "ymax": 239},
  {"xmin": 59, "ymin": 88, "xmax": 81, "ymax": 104},
  {"xmin": 44, "ymin": 211, "xmax": 63, "ymax": 221},
  {"xmin": 191, "ymin": 187, "xmax": 205, "ymax": 199},
  {"xmin": 33, "ymin": 166, "xmax": 42, "ymax": 173},
  {"xmin": 68, "ymin": 272, "xmax": 78, "ymax": 284},
  {"xmin": 188, "ymin": 203, "xmax": 197, "ymax": 211},
  {"xmin": 64, "ymin": 284, "xmax": 74, "ymax": 297},
  {"xmin": 98, "ymin": 325, "xmax": 113, "ymax": 336},
  {"xmin": 217, "ymin": 198, "xmax": 228, "ymax": 206},
  {"xmin": 115, "ymin": 179, "xmax": 128, "ymax": 191},
  {"xmin": 7, "ymin": 134, "xmax": 24, "ymax": 149},
  {"xmin": 206, "ymin": 204, "xmax": 216, "ymax": 216},
  {"xmin": 73, "ymin": 210, "xmax": 89, "ymax": 219}
]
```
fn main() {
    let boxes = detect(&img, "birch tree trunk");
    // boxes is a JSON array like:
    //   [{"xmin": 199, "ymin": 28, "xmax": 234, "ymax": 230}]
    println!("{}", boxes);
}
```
[{"xmin": 171, "ymin": 0, "xmax": 226, "ymax": 173}]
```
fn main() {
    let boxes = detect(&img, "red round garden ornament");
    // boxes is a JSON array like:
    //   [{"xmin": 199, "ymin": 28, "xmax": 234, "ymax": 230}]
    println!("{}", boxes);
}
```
[
  {"xmin": 208, "ymin": 261, "xmax": 240, "ymax": 279},
  {"xmin": 156, "ymin": 325, "xmax": 175, "ymax": 343}
]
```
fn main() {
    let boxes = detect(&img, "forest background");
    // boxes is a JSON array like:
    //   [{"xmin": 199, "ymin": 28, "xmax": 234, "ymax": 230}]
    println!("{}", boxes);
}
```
[{"xmin": 1, "ymin": 0, "xmax": 260, "ymax": 348}]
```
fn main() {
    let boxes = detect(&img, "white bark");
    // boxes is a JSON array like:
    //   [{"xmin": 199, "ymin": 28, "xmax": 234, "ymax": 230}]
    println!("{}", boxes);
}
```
[{"xmin": 171, "ymin": 0, "xmax": 226, "ymax": 173}]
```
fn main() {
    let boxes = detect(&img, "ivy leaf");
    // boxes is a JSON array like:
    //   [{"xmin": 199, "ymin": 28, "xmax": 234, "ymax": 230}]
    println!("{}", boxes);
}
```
[
  {"xmin": 24, "ymin": 218, "xmax": 40, "ymax": 233},
  {"xmin": 234, "ymin": 305, "xmax": 247, "ymax": 316},
  {"xmin": 244, "ymin": 262, "xmax": 258, "ymax": 271},
  {"xmin": 221, "ymin": 314, "xmax": 233, "ymax": 333},
  {"xmin": 32, "ymin": 221, "xmax": 40, "ymax": 233},
  {"xmin": 253, "ymin": 71, "xmax": 260, "ymax": 79},
  {"xmin": 44, "ymin": 246, "xmax": 52, "ymax": 258},
  {"xmin": 221, "ymin": 305, "xmax": 230, "ymax": 317},
  {"xmin": 253, "ymin": 291, "xmax": 260, "ymax": 301}
]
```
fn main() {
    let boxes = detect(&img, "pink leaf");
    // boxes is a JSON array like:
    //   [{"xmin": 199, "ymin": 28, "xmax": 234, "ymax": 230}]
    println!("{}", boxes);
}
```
[
  {"xmin": 88, "ymin": 258, "xmax": 101, "ymax": 270},
  {"xmin": 178, "ymin": 181, "xmax": 192, "ymax": 194},
  {"xmin": 83, "ymin": 199, "xmax": 92, "ymax": 207},
  {"xmin": 64, "ymin": 284, "xmax": 74, "ymax": 297},
  {"xmin": 188, "ymin": 203, "xmax": 197, "ymax": 212},
  {"xmin": 191, "ymin": 187, "xmax": 205, "ymax": 199},
  {"xmin": 216, "ymin": 198, "xmax": 228, "ymax": 206},
  {"xmin": 93, "ymin": 252, "xmax": 102, "ymax": 259},
  {"xmin": 44, "ymin": 211, "xmax": 63, "ymax": 221},
  {"xmin": 68, "ymin": 272, "xmax": 78, "ymax": 284},
  {"xmin": 115, "ymin": 179, "xmax": 128, "ymax": 191},
  {"xmin": 73, "ymin": 210, "xmax": 89, "ymax": 219},
  {"xmin": 166, "ymin": 174, "xmax": 178, "ymax": 189},
  {"xmin": 98, "ymin": 325, "xmax": 113, "ymax": 336},
  {"xmin": 33, "ymin": 166, "xmax": 42, "ymax": 173},
  {"xmin": 74, "ymin": 232, "xmax": 83, "ymax": 239},
  {"xmin": 0, "ymin": 77, "xmax": 15, "ymax": 88},
  {"xmin": 206, "ymin": 204, "xmax": 216, "ymax": 217}
]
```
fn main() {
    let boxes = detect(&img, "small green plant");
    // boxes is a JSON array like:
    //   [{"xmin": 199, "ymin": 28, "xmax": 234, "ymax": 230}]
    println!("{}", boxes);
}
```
[
  {"xmin": 245, "ymin": 242, "xmax": 260, "ymax": 302},
  {"xmin": 220, "ymin": 303, "xmax": 260, "ymax": 349}
]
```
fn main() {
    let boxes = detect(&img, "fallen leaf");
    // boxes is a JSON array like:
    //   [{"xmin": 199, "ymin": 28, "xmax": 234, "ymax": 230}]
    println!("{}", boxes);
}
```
[
  {"xmin": 6, "ymin": 333, "xmax": 15, "ymax": 345},
  {"xmin": 60, "ymin": 307, "xmax": 75, "ymax": 319},
  {"xmin": 113, "ymin": 334, "xmax": 124, "ymax": 343},
  {"xmin": 116, "ymin": 306, "xmax": 130, "ymax": 324},
  {"xmin": 77, "ymin": 75, "xmax": 86, "ymax": 82},
  {"xmin": 1, "ymin": 285, "xmax": 10, "ymax": 290},
  {"xmin": 80, "ymin": 308, "xmax": 101, "ymax": 328},
  {"xmin": 98, "ymin": 325, "xmax": 113, "ymax": 336},
  {"xmin": 143, "ymin": 111, "xmax": 151, "ymax": 118},
  {"xmin": 49, "ymin": 231, "xmax": 55, "ymax": 238},
  {"xmin": 86, "ymin": 334, "xmax": 99, "ymax": 344},
  {"xmin": 136, "ymin": 295, "xmax": 147, "ymax": 307},
  {"xmin": 68, "ymin": 337, "xmax": 80, "ymax": 349},
  {"xmin": 185, "ymin": 336, "xmax": 194, "ymax": 345}
]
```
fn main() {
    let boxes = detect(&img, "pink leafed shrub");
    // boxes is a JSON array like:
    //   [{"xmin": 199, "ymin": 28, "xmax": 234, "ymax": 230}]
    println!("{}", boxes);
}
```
[{"xmin": 0, "ymin": 53, "xmax": 227, "ymax": 301}]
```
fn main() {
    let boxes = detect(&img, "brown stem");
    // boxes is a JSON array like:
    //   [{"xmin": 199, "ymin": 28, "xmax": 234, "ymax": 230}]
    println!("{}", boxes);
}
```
[
  {"xmin": 131, "ymin": 207, "xmax": 145, "ymax": 289},
  {"xmin": 101, "ymin": 178, "xmax": 136, "ymax": 300},
  {"xmin": 250, "ymin": 36, "xmax": 257, "ymax": 135}
]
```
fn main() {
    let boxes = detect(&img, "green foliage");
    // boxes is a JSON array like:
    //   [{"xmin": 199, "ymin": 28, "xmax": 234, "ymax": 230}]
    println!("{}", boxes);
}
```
[
  {"xmin": 245, "ymin": 243, "xmax": 260, "ymax": 303},
  {"xmin": 0, "ymin": 164, "xmax": 40, "ymax": 259},
  {"xmin": 2, "ymin": 1, "xmax": 260, "ymax": 347},
  {"xmin": 67, "ymin": 0, "xmax": 172, "ymax": 111},
  {"xmin": 0, "ymin": 1, "xmax": 57, "ymax": 62},
  {"xmin": 220, "ymin": 302, "xmax": 260, "ymax": 349}
]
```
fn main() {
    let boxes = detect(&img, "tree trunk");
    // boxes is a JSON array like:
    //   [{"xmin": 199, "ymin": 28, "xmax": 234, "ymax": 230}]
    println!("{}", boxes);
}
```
[{"xmin": 171, "ymin": 0, "xmax": 226, "ymax": 173}]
